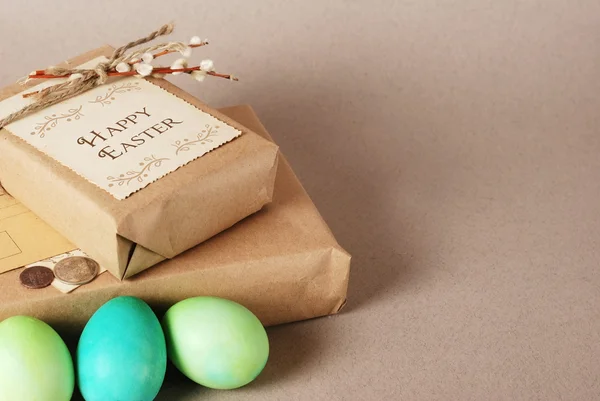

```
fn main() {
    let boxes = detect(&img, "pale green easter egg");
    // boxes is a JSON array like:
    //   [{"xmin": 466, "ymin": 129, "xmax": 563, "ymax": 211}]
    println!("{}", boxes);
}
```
[
  {"xmin": 162, "ymin": 297, "xmax": 269, "ymax": 390},
  {"xmin": 0, "ymin": 316, "xmax": 74, "ymax": 401}
]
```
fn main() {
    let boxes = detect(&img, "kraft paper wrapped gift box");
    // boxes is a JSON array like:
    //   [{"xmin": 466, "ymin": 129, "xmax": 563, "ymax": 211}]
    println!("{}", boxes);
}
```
[
  {"xmin": 0, "ymin": 105, "xmax": 351, "ymax": 331},
  {"xmin": 0, "ymin": 46, "xmax": 279, "ymax": 280}
]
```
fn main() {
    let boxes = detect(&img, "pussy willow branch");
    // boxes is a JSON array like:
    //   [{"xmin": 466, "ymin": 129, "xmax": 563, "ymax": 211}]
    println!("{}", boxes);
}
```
[
  {"xmin": 130, "ymin": 42, "xmax": 208, "ymax": 64},
  {"xmin": 28, "ymin": 42, "xmax": 210, "ymax": 77},
  {"xmin": 22, "ymin": 67, "xmax": 237, "ymax": 98},
  {"xmin": 26, "ymin": 68, "xmax": 236, "ymax": 80}
]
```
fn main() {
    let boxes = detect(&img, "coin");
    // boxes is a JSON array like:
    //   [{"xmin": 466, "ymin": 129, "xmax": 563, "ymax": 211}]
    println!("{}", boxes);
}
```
[
  {"xmin": 54, "ymin": 256, "xmax": 100, "ymax": 285},
  {"xmin": 19, "ymin": 266, "xmax": 55, "ymax": 289}
]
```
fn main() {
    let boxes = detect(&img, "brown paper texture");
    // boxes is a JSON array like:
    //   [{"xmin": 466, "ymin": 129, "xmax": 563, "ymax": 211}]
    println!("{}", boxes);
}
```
[
  {"xmin": 0, "ymin": 105, "xmax": 351, "ymax": 332},
  {"xmin": 0, "ymin": 47, "xmax": 279, "ymax": 280}
]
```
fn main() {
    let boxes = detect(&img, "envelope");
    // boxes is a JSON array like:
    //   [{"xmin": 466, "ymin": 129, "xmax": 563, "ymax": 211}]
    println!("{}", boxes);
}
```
[{"xmin": 0, "ymin": 186, "xmax": 76, "ymax": 274}]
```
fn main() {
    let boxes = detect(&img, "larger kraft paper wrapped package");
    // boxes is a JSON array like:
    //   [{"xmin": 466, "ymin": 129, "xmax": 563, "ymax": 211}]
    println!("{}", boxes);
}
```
[
  {"xmin": 0, "ymin": 46, "xmax": 279, "ymax": 279},
  {"xmin": 0, "ymin": 105, "xmax": 351, "ymax": 332}
]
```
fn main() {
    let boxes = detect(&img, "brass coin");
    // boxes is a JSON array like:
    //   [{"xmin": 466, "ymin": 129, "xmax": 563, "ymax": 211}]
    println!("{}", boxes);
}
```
[
  {"xmin": 19, "ymin": 266, "xmax": 55, "ymax": 289},
  {"xmin": 54, "ymin": 256, "xmax": 100, "ymax": 285}
]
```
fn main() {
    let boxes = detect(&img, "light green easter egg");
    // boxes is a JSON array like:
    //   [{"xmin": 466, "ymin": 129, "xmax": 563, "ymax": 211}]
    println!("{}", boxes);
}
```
[
  {"xmin": 162, "ymin": 297, "xmax": 269, "ymax": 390},
  {"xmin": 0, "ymin": 316, "xmax": 74, "ymax": 401}
]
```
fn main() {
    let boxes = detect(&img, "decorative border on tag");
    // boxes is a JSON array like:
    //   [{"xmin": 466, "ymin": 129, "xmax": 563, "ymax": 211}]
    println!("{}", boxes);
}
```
[
  {"xmin": 32, "ymin": 106, "xmax": 84, "ymax": 138},
  {"xmin": 89, "ymin": 81, "xmax": 142, "ymax": 107},
  {"xmin": 172, "ymin": 124, "xmax": 219, "ymax": 155},
  {"xmin": 107, "ymin": 155, "xmax": 169, "ymax": 187}
]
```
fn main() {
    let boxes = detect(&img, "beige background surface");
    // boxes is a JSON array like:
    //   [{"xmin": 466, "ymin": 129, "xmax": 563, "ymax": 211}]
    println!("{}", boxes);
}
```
[{"xmin": 2, "ymin": 1, "xmax": 600, "ymax": 399}]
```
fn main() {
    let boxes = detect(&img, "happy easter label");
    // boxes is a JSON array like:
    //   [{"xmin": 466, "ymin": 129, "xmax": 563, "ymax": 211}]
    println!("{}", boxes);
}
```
[{"xmin": 0, "ymin": 57, "xmax": 241, "ymax": 200}]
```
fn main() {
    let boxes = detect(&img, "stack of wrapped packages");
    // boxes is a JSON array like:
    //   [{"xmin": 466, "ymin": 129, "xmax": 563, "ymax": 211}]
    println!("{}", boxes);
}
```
[{"xmin": 0, "ymin": 44, "xmax": 350, "ymax": 334}]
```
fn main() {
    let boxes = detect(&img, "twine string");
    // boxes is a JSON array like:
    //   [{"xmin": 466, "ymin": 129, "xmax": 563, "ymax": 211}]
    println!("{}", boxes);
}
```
[{"xmin": 0, "ymin": 23, "xmax": 179, "ymax": 129}]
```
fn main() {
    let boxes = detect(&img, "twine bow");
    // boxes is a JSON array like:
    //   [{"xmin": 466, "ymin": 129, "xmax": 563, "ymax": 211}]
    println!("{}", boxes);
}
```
[{"xmin": 0, "ymin": 23, "xmax": 199, "ymax": 129}]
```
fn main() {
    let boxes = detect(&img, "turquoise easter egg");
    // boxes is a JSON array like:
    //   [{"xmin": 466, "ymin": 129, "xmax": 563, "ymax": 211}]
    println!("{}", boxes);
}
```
[
  {"xmin": 77, "ymin": 296, "xmax": 167, "ymax": 401},
  {"xmin": 162, "ymin": 296, "xmax": 269, "ymax": 390},
  {"xmin": 0, "ymin": 316, "xmax": 74, "ymax": 401}
]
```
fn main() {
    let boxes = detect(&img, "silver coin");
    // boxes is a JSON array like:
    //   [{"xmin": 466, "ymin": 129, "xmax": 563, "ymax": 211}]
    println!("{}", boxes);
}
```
[{"xmin": 53, "ymin": 256, "xmax": 100, "ymax": 285}]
